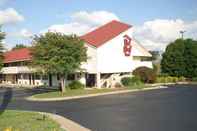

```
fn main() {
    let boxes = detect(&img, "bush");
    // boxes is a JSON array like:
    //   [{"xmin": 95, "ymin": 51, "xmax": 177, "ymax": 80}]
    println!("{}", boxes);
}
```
[
  {"xmin": 192, "ymin": 77, "xmax": 197, "ymax": 82},
  {"xmin": 121, "ymin": 76, "xmax": 143, "ymax": 87},
  {"xmin": 172, "ymin": 77, "xmax": 179, "ymax": 82},
  {"xmin": 178, "ymin": 76, "xmax": 186, "ymax": 82},
  {"xmin": 133, "ymin": 67, "xmax": 156, "ymax": 83},
  {"xmin": 68, "ymin": 80, "xmax": 85, "ymax": 90},
  {"xmin": 121, "ymin": 77, "xmax": 132, "ymax": 86},
  {"xmin": 156, "ymin": 76, "xmax": 182, "ymax": 83}
]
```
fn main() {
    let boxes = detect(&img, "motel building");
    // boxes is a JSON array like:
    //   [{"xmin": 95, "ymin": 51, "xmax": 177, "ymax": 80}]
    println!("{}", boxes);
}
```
[{"xmin": 0, "ymin": 20, "xmax": 152, "ymax": 88}]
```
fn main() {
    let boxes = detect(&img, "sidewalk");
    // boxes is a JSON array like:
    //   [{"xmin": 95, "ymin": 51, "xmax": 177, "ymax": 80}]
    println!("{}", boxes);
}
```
[{"xmin": 42, "ymin": 112, "xmax": 91, "ymax": 131}]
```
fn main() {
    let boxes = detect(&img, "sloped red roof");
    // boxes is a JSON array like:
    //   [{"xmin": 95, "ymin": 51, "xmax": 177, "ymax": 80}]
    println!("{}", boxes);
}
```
[
  {"xmin": 80, "ymin": 20, "xmax": 132, "ymax": 47},
  {"xmin": 3, "ymin": 21, "xmax": 132, "ymax": 63},
  {"xmin": 3, "ymin": 48, "xmax": 31, "ymax": 63}
]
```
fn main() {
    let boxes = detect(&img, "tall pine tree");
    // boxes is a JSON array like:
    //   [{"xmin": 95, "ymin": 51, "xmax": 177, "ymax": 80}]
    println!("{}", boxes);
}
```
[{"xmin": 0, "ymin": 28, "xmax": 5, "ymax": 69}]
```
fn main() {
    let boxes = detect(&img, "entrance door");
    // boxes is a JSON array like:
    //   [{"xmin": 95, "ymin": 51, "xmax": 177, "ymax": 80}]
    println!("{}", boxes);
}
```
[
  {"xmin": 32, "ymin": 74, "xmax": 35, "ymax": 85},
  {"xmin": 49, "ymin": 74, "xmax": 52, "ymax": 87},
  {"xmin": 29, "ymin": 74, "xmax": 31, "ymax": 85},
  {"xmin": 86, "ymin": 74, "xmax": 96, "ymax": 87}
]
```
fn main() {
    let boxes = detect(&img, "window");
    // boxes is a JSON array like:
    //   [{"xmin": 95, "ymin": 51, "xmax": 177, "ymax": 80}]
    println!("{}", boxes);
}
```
[
  {"xmin": 67, "ymin": 74, "xmax": 75, "ymax": 81},
  {"xmin": 17, "ymin": 74, "xmax": 22, "ymax": 79},
  {"xmin": 133, "ymin": 56, "xmax": 152, "ymax": 62},
  {"xmin": 57, "ymin": 74, "xmax": 60, "ymax": 80},
  {"xmin": 42, "ymin": 75, "xmax": 48, "ymax": 80},
  {"xmin": 23, "ymin": 74, "xmax": 29, "ymax": 79},
  {"xmin": 35, "ymin": 75, "xmax": 41, "ymax": 80}
]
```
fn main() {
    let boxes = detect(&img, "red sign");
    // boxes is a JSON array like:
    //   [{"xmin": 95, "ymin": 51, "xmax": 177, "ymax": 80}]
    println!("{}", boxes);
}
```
[{"xmin": 123, "ymin": 35, "xmax": 132, "ymax": 56}]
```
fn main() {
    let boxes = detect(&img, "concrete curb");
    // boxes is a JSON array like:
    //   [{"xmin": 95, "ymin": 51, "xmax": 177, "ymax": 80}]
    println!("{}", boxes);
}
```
[
  {"xmin": 27, "ymin": 86, "xmax": 169, "ymax": 102},
  {"xmin": 41, "ymin": 112, "xmax": 91, "ymax": 131}
]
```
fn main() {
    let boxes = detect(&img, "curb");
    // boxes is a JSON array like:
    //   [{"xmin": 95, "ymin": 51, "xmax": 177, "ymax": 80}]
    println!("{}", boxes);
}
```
[
  {"xmin": 41, "ymin": 112, "xmax": 91, "ymax": 131},
  {"xmin": 27, "ymin": 86, "xmax": 169, "ymax": 102}
]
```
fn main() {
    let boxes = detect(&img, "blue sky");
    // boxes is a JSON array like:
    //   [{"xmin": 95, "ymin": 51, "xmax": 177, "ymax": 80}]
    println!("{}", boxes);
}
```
[{"xmin": 1, "ymin": 0, "xmax": 197, "ymax": 50}]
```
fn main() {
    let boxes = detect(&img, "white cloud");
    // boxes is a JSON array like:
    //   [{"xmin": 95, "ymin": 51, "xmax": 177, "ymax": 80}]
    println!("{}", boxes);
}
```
[
  {"xmin": 8, "ymin": 28, "xmax": 33, "ymax": 39},
  {"xmin": 72, "ymin": 11, "xmax": 119, "ymax": 26},
  {"xmin": 20, "ymin": 29, "xmax": 33, "ymax": 38},
  {"xmin": 41, "ymin": 11, "xmax": 119, "ymax": 35},
  {"xmin": 0, "ymin": 8, "xmax": 24, "ymax": 25},
  {"xmin": 133, "ymin": 19, "xmax": 197, "ymax": 51},
  {"xmin": 42, "ymin": 22, "xmax": 93, "ymax": 36}
]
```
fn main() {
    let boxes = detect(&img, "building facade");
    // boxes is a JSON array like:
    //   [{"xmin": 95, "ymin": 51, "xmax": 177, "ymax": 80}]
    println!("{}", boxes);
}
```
[{"xmin": 0, "ymin": 20, "xmax": 152, "ymax": 88}]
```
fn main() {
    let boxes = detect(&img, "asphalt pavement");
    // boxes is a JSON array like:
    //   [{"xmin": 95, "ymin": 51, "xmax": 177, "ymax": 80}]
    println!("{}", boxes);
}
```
[{"xmin": 0, "ymin": 84, "xmax": 197, "ymax": 131}]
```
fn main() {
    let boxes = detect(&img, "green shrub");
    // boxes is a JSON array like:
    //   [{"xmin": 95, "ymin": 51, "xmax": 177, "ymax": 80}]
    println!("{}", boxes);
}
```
[
  {"xmin": 156, "ymin": 76, "xmax": 181, "ymax": 83},
  {"xmin": 172, "ymin": 77, "xmax": 179, "ymax": 82},
  {"xmin": 192, "ymin": 77, "xmax": 197, "ymax": 82},
  {"xmin": 157, "ymin": 77, "xmax": 166, "ymax": 83},
  {"xmin": 166, "ymin": 76, "xmax": 173, "ymax": 83},
  {"xmin": 133, "ymin": 67, "xmax": 156, "ymax": 83},
  {"xmin": 131, "ymin": 76, "xmax": 144, "ymax": 86},
  {"xmin": 68, "ymin": 80, "xmax": 85, "ymax": 90},
  {"xmin": 121, "ymin": 76, "xmax": 143, "ymax": 87},
  {"xmin": 178, "ymin": 76, "xmax": 186, "ymax": 81},
  {"xmin": 121, "ymin": 77, "xmax": 132, "ymax": 86}
]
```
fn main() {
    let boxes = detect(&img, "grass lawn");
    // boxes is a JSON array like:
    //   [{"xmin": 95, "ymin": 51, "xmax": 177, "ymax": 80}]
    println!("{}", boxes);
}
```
[
  {"xmin": 0, "ymin": 110, "xmax": 64, "ymax": 131},
  {"xmin": 32, "ymin": 84, "xmax": 148, "ymax": 99},
  {"xmin": 32, "ymin": 88, "xmax": 129, "ymax": 99}
]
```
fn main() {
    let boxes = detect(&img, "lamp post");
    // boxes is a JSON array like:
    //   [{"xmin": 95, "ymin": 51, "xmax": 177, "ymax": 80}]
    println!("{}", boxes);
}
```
[{"xmin": 180, "ymin": 30, "xmax": 186, "ymax": 39}]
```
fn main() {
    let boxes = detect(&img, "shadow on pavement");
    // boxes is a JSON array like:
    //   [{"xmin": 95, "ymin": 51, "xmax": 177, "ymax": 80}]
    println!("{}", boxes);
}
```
[{"xmin": 0, "ymin": 88, "xmax": 13, "ymax": 115}]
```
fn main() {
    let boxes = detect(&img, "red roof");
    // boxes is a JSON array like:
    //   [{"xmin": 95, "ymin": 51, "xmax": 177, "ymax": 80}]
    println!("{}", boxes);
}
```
[
  {"xmin": 3, "ymin": 48, "xmax": 31, "ymax": 63},
  {"xmin": 80, "ymin": 20, "xmax": 132, "ymax": 47},
  {"xmin": 3, "ymin": 21, "xmax": 132, "ymax": 63}
]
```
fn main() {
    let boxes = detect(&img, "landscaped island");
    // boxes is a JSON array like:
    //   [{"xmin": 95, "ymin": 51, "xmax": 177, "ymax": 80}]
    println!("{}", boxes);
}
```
[
  {"xmin": 32, "ymin": 88, "xmax": 129, "ymax": 99},
  {"xmin": 0, "ymin": 110, "xmax": 64, "ymax": 131}
]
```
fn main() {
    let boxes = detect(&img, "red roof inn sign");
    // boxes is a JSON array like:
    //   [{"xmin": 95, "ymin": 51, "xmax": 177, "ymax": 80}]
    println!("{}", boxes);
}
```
[{"xmin": 123, "ymin": 35, "xmax": 132, "ymax": 56}]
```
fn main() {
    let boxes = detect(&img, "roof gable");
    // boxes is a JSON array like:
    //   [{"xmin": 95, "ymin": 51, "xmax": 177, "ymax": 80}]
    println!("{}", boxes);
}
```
[
  {"xmin": 80, "ymin": 20, "xmax": 132, "ymax": 47},
  {"xmin": 3, "ymin": 48, "xmax": 31, "ymax": 63}
]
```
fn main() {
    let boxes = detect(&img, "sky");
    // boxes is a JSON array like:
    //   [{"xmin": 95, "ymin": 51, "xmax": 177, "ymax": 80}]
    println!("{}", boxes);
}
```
[{"xmin": 0, "ymin": 0, "xmax": 197, "ymax": 51}]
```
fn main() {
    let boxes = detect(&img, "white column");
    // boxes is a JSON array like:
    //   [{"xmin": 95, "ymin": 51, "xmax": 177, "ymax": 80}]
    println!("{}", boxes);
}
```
[
  {"xmin": 96, "ymin": 73, "xmax": 101, "ymax": 88},
  {"xmin": 21, "ymin": 74, "xmax": 24, "ymax": 85},
  {"xmin": 79, "ymin": 73, "xmax": 86, "ymax": 86}
]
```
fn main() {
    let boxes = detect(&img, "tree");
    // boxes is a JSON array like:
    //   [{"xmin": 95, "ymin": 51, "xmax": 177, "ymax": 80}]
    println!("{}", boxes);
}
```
[
  {"xmin": 133, "ymin": 66, "xmax": 156, "ymax": 83},
  {"xmin": 12, "ymin": 44, "xmax": 27, "ymax": 50},
  {"xmin": 30, "ymin": 32, "xmax": 87, "ymax": 92},
  {"xmin": 183, "ymin": 39, "xmax": 197, "ymax": 77},
  {"xmin": 0, "ymin": 28, "xmax": 5, "ymax": 69},
  {"xmin": 161, "ymin": 39, "xmax": 197, "ymax": 77},
  {"xmin": 161, "ymin": 39, "xmax": 185, "ymax": 76}
]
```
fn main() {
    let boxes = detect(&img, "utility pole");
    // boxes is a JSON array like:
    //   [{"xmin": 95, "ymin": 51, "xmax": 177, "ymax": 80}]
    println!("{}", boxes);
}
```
[{"xmin": 180, "ymin": 30, "xmax": 186, "ymax": 39}]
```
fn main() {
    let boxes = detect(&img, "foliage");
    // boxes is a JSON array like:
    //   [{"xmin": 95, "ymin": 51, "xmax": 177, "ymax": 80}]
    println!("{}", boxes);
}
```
[
  {"xmin": 192, "ymin": 77, "xmax": 197, "ymax": 82},
  {"xmin": 68, "ymin": 80, "xmax": 85, "ymax": 90},
  {"xmin": 133, "ymin": 66, "xmax": 156, "ymax": 83},
  {"xmin": 161, "ymin": 39, "xmax": 197, "ymax": 78},
  {"xmin": 30, "ymin": 32, "xmax": 87, "ymax": 92},
  {"xmin": 178, "ymin": 76, "xmax": 186, "ymax": 82},
  {"xmin": 121, "ymin": 77, "xmax": 132, "ymax": 86},
  {"xmin": 156, "ymin": 76, "xmax": 185, "ymax": 83},
  {"xmin": 0, "ymin": 28, "xmax": 5, "ymax": 70},
  {"xmin": 12, "ymin": 44, "xmax": 27, "ymax": 50},
  {"xmin": 121, "ymin": 76, "xmax": 143, "ymax": 87}
]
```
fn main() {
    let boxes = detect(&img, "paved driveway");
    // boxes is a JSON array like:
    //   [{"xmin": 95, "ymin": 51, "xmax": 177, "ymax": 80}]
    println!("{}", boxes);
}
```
[{"xmin": 0, "ymin": 85, "xmax": 197, "ymax": 131}]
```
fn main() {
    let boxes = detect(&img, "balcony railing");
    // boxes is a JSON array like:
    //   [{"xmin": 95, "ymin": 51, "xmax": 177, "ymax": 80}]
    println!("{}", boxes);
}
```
[{"xmin": 1, "ymin": 66, "xmax": 33, "ymax": 74}]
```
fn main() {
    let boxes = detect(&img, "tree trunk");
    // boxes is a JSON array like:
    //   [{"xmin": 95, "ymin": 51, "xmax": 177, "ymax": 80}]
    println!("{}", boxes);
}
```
[{"xmin": 60, "ymin": 75, "xmax": 66, "ymax": 93}]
